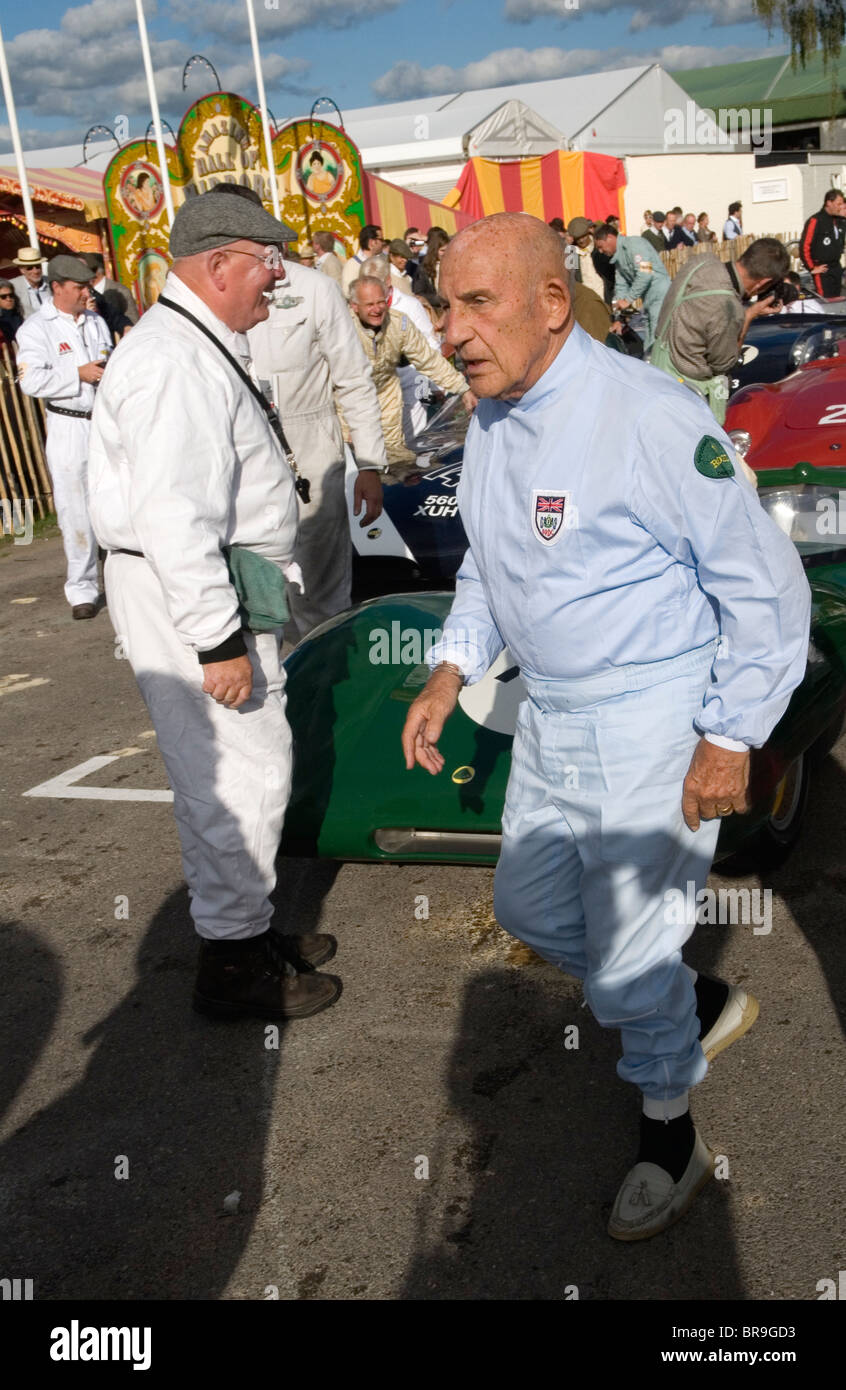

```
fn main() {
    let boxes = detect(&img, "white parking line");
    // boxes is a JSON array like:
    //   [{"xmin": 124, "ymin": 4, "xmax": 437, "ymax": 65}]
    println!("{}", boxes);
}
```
[
  {"xmin": 0, "ymin": 673, "xmax": 50, "ymax": 697},
  {"xmin": 23, "ymin": 748, "xmax": 173, "ymax": 802}
]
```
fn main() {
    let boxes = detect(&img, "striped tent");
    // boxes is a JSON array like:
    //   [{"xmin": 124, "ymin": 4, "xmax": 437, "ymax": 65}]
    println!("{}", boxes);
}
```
[
  {"xmin": 364, "ymin": 171, "xmax": 477, "ymax": 239},
  {"xmin": 0, "ymin": 165, "xmax": 107, "ymax": 221},
  {"xmin": 443, "ymin": 151, "xmax": 627, "ymax": 229}
]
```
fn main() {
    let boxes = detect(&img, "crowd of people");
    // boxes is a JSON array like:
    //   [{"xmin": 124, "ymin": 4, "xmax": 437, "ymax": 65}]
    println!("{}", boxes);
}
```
[{"xmin": 3, "ymin": 188, "xmax": 829, "ymax": 623}]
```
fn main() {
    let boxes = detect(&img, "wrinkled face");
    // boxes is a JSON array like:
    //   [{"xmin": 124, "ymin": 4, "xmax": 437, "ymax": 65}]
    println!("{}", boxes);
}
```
[
  {"xmin": 51, "ymin": 277, "xmax": 92, "ymax": 315},
  {"xmin": 352, "ymin": 279, "xmax": 388, "ymax": 328},
  {"xmin": 593, "ymin": 232, "xmax": 616, "ymax": 258},
  {"xmin": 22, "ymin": 264, "xmax": 43, "ymax": 285},
  {"xmin": 440, "ymin": 228, "xmax": 570, "ymax": 400},
  {"xmin": 684, "ymin": 215, "xmax": 696, "ymax": 232},
  {"xmin": 219, "ymin": 240, "xmax": 283, "ymax": 330}
]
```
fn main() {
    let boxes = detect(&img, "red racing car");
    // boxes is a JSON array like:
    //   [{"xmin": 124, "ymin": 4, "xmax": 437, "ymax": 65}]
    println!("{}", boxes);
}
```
[{"xmin": 726, "ymin": 342, "xmax": 846, "ymax": 474}]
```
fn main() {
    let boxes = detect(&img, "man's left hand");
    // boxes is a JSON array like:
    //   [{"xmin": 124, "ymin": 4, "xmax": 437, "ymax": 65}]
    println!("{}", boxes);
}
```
[
  {"xmin": 682, "ymin": 737, "xmax": 750, "ymax": 831},
  {"xmin": 353, "ymin": 468, "xmax": 384, "ymax": 527}
]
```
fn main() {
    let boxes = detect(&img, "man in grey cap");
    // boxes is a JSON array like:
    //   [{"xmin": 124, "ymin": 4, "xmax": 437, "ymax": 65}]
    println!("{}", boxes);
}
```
[
  {"xmin": 16, "ymin": 254, "xmax": 114, "ymax": 617},
  {"xmin": 88, "ymin": 189, "xmax": 342, "ymax": 1021},
  {"xmin": 566, "ymin": 217, "xmax": 607, "ymax": 303},
  {"xmin": 387, "ymin": 238, "xmax": 413, "ymax": 292}
]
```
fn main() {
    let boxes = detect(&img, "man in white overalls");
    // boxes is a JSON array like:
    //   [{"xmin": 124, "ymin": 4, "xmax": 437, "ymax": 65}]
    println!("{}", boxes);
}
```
[{"xmin": 16, "ymin": 255, "xmax": 113, "ymax": 617}]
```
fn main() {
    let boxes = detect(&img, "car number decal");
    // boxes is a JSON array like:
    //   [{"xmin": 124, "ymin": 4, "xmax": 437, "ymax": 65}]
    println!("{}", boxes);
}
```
[{"xmin": 818, "ymin": 404, "xmax": 846, "ymax": 425}]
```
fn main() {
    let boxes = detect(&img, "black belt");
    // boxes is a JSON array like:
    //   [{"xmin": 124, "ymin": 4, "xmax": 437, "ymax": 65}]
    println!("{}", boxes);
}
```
[
  {"xmin": 46, "ymin": 404, "xmax": 92, "ymax": 419},
  {"xmin": 108, "ymin": 548, "xmax": 144, "ymax": 559}
]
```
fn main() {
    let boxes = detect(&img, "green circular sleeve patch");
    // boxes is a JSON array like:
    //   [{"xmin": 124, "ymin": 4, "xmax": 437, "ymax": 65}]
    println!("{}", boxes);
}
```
[{"xmin": 695, "ymin": 435, "xmax": 735, "ymax": 479}]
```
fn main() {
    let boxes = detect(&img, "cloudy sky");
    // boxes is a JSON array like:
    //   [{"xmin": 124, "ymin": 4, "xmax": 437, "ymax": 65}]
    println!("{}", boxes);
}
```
[{"xmin": 0, "ymin": 0, "xmax": 786, "ymax": 156}]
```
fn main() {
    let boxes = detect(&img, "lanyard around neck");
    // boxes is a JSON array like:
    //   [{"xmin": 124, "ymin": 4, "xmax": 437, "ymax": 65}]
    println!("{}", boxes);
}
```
[{"xmin": 158, "ymin": 294, "xmax": 310, "ymax": 502}]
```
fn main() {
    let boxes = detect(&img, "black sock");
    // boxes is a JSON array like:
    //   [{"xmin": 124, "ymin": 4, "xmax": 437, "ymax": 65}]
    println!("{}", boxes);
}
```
[
  {"xmin": 694, "ymin": 973, "xmax": 729, "ymax": 1039},
  {"xmin": 636, "ymin": 1111, "xmax": 696, "ymax": 1183},
  {"xmin": 202, "ymin": 932, "xmax": 268, "ymax": 955}
]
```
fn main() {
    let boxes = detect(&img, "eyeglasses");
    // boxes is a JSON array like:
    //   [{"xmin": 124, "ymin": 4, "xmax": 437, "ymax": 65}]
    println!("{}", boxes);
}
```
[
  {"xmin": 0, "ymin": 292, "xmax": 14, "ymax": 299},
  {"xmin": 224, "ymin": 246, "xmax": 283, "ymax": 270}
]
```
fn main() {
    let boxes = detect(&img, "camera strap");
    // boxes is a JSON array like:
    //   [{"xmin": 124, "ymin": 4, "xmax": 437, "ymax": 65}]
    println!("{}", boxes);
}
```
[{"xmin": 158, "ymin": 294, "xmax": 311, "ymax": 503}]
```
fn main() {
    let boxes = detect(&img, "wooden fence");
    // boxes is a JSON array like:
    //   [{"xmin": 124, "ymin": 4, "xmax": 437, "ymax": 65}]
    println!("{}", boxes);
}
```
[
  {"xmin": 0, "ymin": 341, "xmax": 53, "ymax": 526},
  {"xmin": 661, "ymin": 231, "xmax": 802, "ymax": 279}
]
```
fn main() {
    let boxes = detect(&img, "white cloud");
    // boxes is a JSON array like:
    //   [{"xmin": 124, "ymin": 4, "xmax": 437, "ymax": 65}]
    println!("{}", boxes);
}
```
[
  {"xmin": 167, "ymin": 0, "xmax": 401, "ymax": 42},
  {"xmin": 0, "ymin": 0, "xmax": 312, "ymax": 149},
  {"xmin": 372, "ymin": 42, "xmax": 773, "ymax": 100},
  {"xmin": 0, "ymin": 122, "xmax": 88, "ymax": 156},
  {"xmin": 504, "ymin": 0, "xmax": 758, "ymax": 31},
  {"xmin": 61, "ymin": 0, "xmax": 145, "ymax": 40}
]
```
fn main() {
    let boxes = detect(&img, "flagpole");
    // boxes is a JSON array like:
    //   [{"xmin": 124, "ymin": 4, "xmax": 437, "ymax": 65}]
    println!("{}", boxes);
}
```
[
  {"xmin": 0, "ymin": 20, "xmax": 40, "ymax": 257},
  {"xmin": 244, "ymin": 0, "xmax": 281, "ymax": 221},
  {"xmin": 135, "ymin": 0, "xmax": 174, "ymax": 227}
]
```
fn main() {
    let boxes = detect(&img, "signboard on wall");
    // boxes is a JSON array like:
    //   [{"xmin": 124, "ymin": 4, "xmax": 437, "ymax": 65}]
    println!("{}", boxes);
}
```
[
  {"xmin": 752, "ymin": 178, "xmax": 789, "ymax": 203},
  {"xmin": 103, "ymin": 93, "xmax": 366, "ymax": 309}
]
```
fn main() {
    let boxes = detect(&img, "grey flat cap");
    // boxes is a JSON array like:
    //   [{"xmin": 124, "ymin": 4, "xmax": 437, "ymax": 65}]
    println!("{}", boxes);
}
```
[
  {"xmin": 47, "ymin": 254, "xmax": 93, "ymax": 283},
  {"xmin": 170, "ymin": 188, "xmax": 297, "ymax": 257}
]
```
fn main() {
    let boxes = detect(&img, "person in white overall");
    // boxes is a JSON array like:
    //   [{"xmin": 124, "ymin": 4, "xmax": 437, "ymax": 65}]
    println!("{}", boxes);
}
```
[
  {"xmin": 402, "ymin": 214, "xmax": 811, "ymax": 1242},
  {"xmin": 16, "ymin": 255, "xmax": 113, "ymax": 617}
]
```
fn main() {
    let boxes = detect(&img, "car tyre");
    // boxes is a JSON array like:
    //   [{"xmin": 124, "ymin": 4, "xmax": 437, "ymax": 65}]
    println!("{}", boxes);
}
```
[{"xmin": 724, "ymin": 753, "xmax": 810, "ymax": 874}]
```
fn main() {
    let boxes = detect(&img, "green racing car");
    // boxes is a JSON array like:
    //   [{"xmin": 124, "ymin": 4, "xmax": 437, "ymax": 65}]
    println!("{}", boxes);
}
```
[{"xmin": 281, "ymin": 473, "xmax": 846, "ymax": 874}]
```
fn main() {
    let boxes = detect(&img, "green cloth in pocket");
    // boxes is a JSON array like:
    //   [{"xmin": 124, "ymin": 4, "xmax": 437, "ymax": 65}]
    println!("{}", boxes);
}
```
[{"xmin": 223, "ymin": 545, "xmax": 290, "ymax": 632}]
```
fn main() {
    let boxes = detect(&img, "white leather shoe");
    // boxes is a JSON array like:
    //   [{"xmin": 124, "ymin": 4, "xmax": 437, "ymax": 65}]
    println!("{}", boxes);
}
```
[
  {"xmin": 608, "ymin": 1130, "xmax": 715, "ymax": 1241},
  {"xmin": 701, "ymin": 985, "xmax": 759, "ymax": 1062}
]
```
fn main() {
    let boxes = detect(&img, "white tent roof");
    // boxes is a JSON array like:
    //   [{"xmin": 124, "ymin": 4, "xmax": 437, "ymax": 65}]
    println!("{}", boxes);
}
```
[
  {"xmin": 466, "ymin": 99, "xmax": 566, "ymax": 158},
  {"xmin": 338, "ymin": 65, "xmax": 652, "ymax": 147},
  {"xmin": 15, "ymin": 62, "xmax": 732, "ymax": 173}
]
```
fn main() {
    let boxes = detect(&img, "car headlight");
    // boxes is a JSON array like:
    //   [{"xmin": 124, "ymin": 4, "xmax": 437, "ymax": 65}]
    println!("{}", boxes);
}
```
[{"xmin": 727, "ymin": 429, "xmax": 751, "ymax": 459}]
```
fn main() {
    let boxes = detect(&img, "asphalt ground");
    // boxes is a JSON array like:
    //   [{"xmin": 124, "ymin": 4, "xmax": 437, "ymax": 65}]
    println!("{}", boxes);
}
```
[{"xmin": 1, "ymin": 531, "xmax": 845, "ymax": 1307}]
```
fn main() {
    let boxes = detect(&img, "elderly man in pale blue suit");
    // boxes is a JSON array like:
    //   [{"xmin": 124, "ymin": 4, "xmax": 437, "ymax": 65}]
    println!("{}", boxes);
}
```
[{"xmin": 401, "ymin": 213, "xmax": 811, "ymax": 1242}]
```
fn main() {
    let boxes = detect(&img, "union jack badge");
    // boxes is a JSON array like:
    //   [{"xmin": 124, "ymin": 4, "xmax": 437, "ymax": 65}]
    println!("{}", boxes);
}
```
[{"xmin": 532, "ymin": 490, "xmax": 570, "ymax": 546}]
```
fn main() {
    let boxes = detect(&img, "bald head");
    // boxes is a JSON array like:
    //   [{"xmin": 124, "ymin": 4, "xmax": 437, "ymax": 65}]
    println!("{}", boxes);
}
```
[{"xmin": 440, "ymin": 213, "xmax": 574, "ymax": 400}]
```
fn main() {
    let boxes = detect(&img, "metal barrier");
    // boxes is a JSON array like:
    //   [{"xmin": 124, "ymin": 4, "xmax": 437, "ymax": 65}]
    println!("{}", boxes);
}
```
[{"xmin": 0, "ymin": 341, "xmax": 53, "ymax": 522}]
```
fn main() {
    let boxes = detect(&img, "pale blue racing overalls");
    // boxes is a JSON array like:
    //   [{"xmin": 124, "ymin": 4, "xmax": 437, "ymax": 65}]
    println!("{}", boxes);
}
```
[{"xmin": 429, "ymin": 324, "xmax": 811, "ymax": 1104}]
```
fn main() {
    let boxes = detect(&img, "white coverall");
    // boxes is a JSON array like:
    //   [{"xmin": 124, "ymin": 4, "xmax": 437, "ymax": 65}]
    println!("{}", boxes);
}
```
[
  {"xmin": 88, "ymin": 272, "xmax": 300, "ymax": 941},
  {"xmin": 389, "ymin": 281, "xmax": 440, "ymax": 443},
  {"xmin": 16, "ymin": 301, "xmax": 113, "ymax": 606},
  {"xmin": 429, "ymin": 323, "xmax": 811, "ymax": 1109},
  {"xmin": 248, "ymin": 263, "xmax": 387, "ymax": 637}
]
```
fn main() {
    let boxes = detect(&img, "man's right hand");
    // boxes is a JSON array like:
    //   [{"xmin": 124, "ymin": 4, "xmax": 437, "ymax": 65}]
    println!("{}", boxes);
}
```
[
  {"xmin": 401, "ymin": 666, "xmax": 464, "ymax": 774},
  {"xmin": 202, "ymin": 655, "xmax": 253, "ymax": 709},
  {"xmin": 79, "ymin": 362, "xmax": 105, "ymax": 384},
  {"xmin": 745, "ymin": 292, "xmax": 779, "ymax": 321}
]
